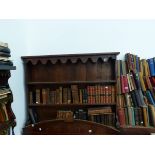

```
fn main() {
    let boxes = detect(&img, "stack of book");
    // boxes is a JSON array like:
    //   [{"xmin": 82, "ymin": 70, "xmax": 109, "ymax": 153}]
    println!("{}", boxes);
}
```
[
  {"xmin": 56, "ymin": 110, "xmax": 73, "ymax": 120},
  {"xmin": 73, "ymin": 109, "xmax": 88, "ymax": 120},
  {"xmin": 88, "ymin": 107, "xmax": 115, "ymax": 126},
  {"xmin": 0, "ymin": 42, "xmax": 13, "ymax": 66},
  {"xmin": 0, "ymin": 41, "xmax": 16, "ymax": 134},
  {"xmin": 29, "ymin": 84, "xmax": 116, "ymax": 105},
  {"xmin": 116, "ymin": 53, "xmax": 155, "ymax": 128}
]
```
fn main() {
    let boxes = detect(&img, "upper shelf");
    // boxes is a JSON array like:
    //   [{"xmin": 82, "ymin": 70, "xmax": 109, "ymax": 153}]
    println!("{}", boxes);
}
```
[
  {"xmin": 21, "ymin": 52, "xmax": 120, "ymax": 65},
  {"xmin": 27, "ymin": 80, "xmax": 116, "ymax": 85},
  {"xmin": 0, "ymin": 65, "xmax": 16, "ymax": 70}
]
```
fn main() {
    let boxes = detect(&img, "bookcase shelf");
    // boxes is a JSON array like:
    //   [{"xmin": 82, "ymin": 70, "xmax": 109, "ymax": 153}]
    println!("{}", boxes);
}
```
[
  {"xmin": 27, "ymin": 80, "xmax": 116, "ymax": 85},
  {"xmin": 22, "ymin": 52, "xmax": 119, "ymax": 135},
  {"xmin": 29, "ymin": 103, "xmax": 116, "ymax": 107},
  {"xmin": 0, "ymin": 65, "xmax": 16, "ymax": 70},
  {"xmin": 119, "ymin": 126, "xmax": 155, "ymax": 135}
]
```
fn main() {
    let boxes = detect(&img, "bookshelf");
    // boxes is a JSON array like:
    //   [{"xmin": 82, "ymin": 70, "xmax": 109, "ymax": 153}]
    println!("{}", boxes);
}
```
[
  {"xmin": 0, "ymin": 42, "xmax": 16, "ymax": 135},
  {"xmin": 22, "ymin": 52, "xmax": 121, "ymax": 135},
  {"xmin": 116, "ymin": 53, "xmax": 155, "ymax": 134}
]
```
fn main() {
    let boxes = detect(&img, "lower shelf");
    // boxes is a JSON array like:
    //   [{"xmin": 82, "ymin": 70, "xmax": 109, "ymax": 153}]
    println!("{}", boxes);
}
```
[
  {"xmin": 119, "ymin": 126, "xmax": 155, "ymax": 135},
  {"xmin": 23, "ymin": 119, "xmax": 120, "ymax": 135}
]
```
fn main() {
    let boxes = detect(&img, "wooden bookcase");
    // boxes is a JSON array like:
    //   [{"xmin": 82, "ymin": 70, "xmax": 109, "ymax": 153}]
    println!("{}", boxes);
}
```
[{"xmin": 22, "ymin": 52, "xmax": 121, "ymax": 135}]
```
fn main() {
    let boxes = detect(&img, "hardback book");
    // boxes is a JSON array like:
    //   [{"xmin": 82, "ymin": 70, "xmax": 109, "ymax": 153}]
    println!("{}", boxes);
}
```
[
  {"xmin": 139, "ymin": 72, "xmax": 146, "ymax": 92},
  {"xmin": 63, "ymin": 88, "xmax": 68, "ymax": 104},
  {"xmin": 42, "ymin": 88, "xmax": 47, "ymax": 104},
  {"xmin": 28, "ymin": 109, "xmax": 36, "ymax": 124},
  {"xmin": 35, "ymin": 89, "xmax": 40, "ymax": 104},
  {"xmin": 146, "ymin": 90, "xmax": 155, "ymax": 106},
  {"xmin": 142, "ymin": 106, "xmax": 149, "ymax": 127},
  {"xmin": 59, "ymin": 87, "xmax": 63, "ymax": 104},
  {"xmin": 117, "ymin": 108, "xmax": 126, "ymax": 126},
  {"xmin": 148, "ymin": 104, "xmax": 155, "ymax": 127},
  {"xmin": 127, "ymin": 107, "xmax": 135, "ymax": 126},
  {"xmin": 1, "ymin": 103, "xmax": 9, "ymax": 121},
  {"xmin": 29, "ymin": 91, "xmax": 33, "ymax": 105},
  {"xmin": 147, "ymin": 58, "xmax": 155, "ymax": 76},
  {"xmin": 0, "ymin": 41, "xmax": 8, "ymax": 48},
  {"xmin": 71, "ymin": 85, "xmax": 79, "ymax": 104}
]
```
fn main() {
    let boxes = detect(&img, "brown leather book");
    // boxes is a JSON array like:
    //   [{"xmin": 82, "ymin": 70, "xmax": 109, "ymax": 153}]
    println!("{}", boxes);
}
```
[
  {"xmin": 29, "ymin": 91, "xmax": 33, "ymax": 105},
  {"xmin": 142, "ymin": 106, "xmax": 149, "ymax": 127},
  {"xmin": 42, "ymin": 88, "xmax": 47, "ymax": 104},
  {"xmin": 148, "ymin": 104, "xmax": 155, "ymax": 127},
  {"xmin": 59, "ymin": 87, "xmax": 63, "ymax": 104},
  {"xmin": 63, "ymin": 88, "xmax": 68, "ymax": 104},
  {"xmin": 35, "ymin": 89, "xmax": 40, "ymax": 104},
  {"xmin": 71, "ymin": 85, "xmax": 79, "ymax": 104}
]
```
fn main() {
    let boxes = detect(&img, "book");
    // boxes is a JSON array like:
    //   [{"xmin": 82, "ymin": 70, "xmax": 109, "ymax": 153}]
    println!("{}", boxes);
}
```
[
  {"xmin": 142, "ymin": 106, "xmax": 149, "ymax": 127},
  {"xmin": 28, "ymin": 109, "xmax": 36, "ymax": 124},
  {"xmin": 139, "ymin": 72, "xmax": 146, "ymax": 91},
  {"xmin": 0, "ymin": 41, "xmax": 8, "ymax": 48},
  {"xmin": 63, "ymin": 88, "xmax": 68, "ymax": 104},
  {"xmin": 117, "ymin": 108, "xmax": 126, "ymax": 126},
  {"xmin": 146, "ymin": 90, "xmax": 155, "ymax": 106},
  {"xmin": 71, "ymin": 85, "xmax": 79, "ymax": 104},
  {"xmin": 42, "ymin": 88, "xmax": 47, "ymax": 104},
  {"xmin": 29, "ymin": 91, "xmax": 33, "ymax": 105},
  {"xmin": 148, "ymin": 104, "xmax": 155, "ymax": 127},
  {"xmin": 147, "ymin": 58, "xmax": 155, "ymax": 76},
  {"xmin": 127, "ymin": 107, "xmax": 135, "ymax": 126},
  {"xmin": 35, "ymin": 89, "xmax": 40, "ymax": 104}
]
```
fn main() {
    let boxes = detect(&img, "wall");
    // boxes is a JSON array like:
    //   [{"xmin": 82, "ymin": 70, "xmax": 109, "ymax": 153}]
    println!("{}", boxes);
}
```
[
  {"xmin": 0, "ymin": 20, "xmax": 27, "ymax": 134},
  {"xmin": 0, "ymin": 20, "xmax": 155, "ymax": 134},
  {"xmin": 25, "ymin": 20, "xmax": 155, "ymax": 60}
]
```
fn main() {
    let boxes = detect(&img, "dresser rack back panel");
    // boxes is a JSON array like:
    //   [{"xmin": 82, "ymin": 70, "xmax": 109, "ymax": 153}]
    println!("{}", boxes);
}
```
[{"xmin": 24, "ymin": 53, "xmax": 119, "ymax": 83}]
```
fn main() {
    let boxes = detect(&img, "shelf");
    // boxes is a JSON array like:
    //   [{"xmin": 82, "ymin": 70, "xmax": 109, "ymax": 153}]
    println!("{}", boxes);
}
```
[
  {"xmin": 119, "ymin": 126, "xmax": 155, "ymax": 135},
  {"xmin": 21, "ymin": 52, "xmax": 120, "ymax": 65},
  {"xmin": 0, "ymin": 65, "xmax": 16, "ymax": 70},
  {"xmin": 29, "ymin": 103, "xmax": 116, "ymax": 107},
  {"xmin": 27, "ymin": 80, "xmax": 116, "ymax": 85}
]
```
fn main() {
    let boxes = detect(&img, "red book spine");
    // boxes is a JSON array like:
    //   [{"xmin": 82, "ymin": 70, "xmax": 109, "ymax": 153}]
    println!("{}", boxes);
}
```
[
  {"xmin": 121, "ymin": 75, "xmax": 125, "ymax": 93},
  {"xmin": 123, "ymin": 76, "xmax": 129, "ymax": 93},
  {"xmin": 117, "ymin": 108, "xmax": 126, "ymax": 126}
]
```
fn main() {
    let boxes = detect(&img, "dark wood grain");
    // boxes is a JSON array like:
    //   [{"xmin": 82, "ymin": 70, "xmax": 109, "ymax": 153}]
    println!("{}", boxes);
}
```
[
  {"xmin": 22, "ymin": 52, "xmax": 120, "ymax": 135},
  {"xmin": 23, "ymin": 119, "xmax": 120, "ymax": 135}
]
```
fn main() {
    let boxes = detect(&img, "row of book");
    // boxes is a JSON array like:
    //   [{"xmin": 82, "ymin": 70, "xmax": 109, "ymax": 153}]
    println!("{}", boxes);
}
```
[
  {"xmin": 0, "ymin": 41, "xmax": 13, "ymax": 66},
  {"xmin": 29, "ymin": 85, "xmax": 116, "ymax": 105},
  {"xmin": 116, "ymin": 53, "xmax": 155, "ymax": 127},
  {"xmin": 124, "ymin": 53, "xmax": 155, "ymax": 76},
  {"xmin": 88, "ymin": 107, "xmax": 115, "ymax": 126},
  {"xmin": 57, "ymin": 110, "xmax": 74, "ymax": 120},
  {"xmin": 117, "ymin": 106, "xmax": 154, "ymax": 127},
  {"xmin": 0, "ymin": 87, "xmax": 12, "ymax": 122},
  {"xmin": 29, "ymin": 106, "xmax": 115, "ymax": 127}
]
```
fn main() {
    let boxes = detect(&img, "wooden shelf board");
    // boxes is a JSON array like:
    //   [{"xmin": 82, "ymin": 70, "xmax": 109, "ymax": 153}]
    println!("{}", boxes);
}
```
[
  {"xmin": 0, "ymin": 65, "xmax": 16, "ymax": 70},
  {"xmin": 29, "ymin": 103, "xmax": 116, "ymax": 107},
  {"xmin": 27, "ymin": 80, "xmax": 116, "ymax": 85},
  {"xmin": 119, "ymin": 126, "xmax": 155, "ymax": 135}
]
